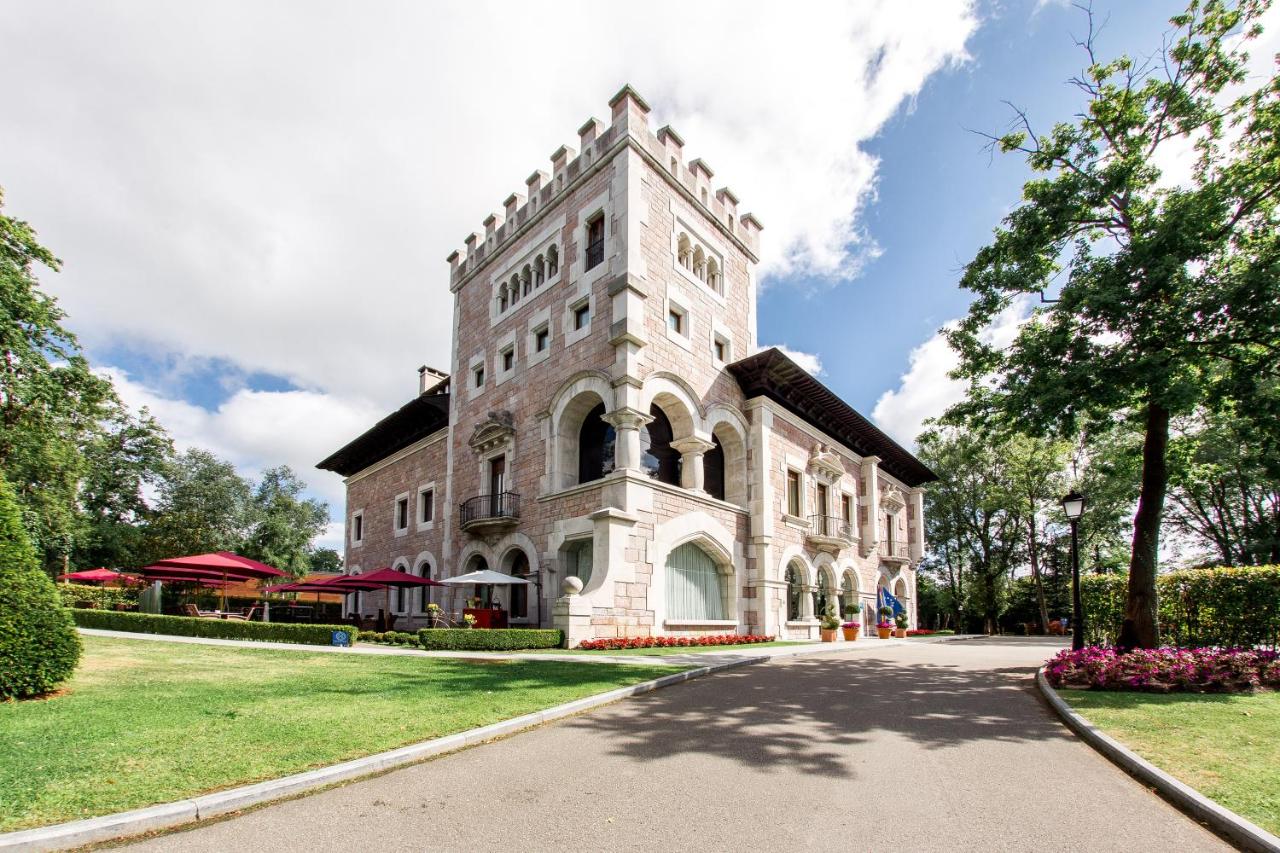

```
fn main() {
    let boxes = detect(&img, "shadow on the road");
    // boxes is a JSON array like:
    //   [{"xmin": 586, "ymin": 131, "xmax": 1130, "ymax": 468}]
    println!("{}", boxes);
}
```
[{"xmin": 564, "ymin": 640, "xmax": 1069, "ymax": 779}]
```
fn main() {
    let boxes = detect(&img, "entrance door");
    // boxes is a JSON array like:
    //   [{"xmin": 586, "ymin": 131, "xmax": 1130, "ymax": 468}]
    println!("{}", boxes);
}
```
[
  {"xmin": 489, "ymin": 456, "xmax": 506, "ymax": 515},
  {"xmin": 816, "ymin": 483, "xmax": 829, "ymax": 534}
]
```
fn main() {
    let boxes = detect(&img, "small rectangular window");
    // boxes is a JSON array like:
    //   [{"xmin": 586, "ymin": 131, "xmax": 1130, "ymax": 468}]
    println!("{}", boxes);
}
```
[
  {"xmin": 667, "ymin": 309, "xmax": 683, "ymax": 335},
  {"xmin": 396, "ymin": 498, "xmax": 408, "ymax": 530},
  {"xmin": 535, "ymin": 326, "xmax": 550, "ymax": 352},
  {"xmin": 786, "ymin": 470, "xmax": 801, "ymax": 517},
  {"xmin": 420, "ymin": 489, "xmax": 434, "ymax": 523},
  {"xmin": 474, "ymin": 365, "xmax": 485, "ymax": 388},
  {"xmin": 352, "ymin": 513, "xmax": 363, "ymax": 543},
  {"xmin": 585, "ymin": 213, "xmax": 605, "ymax": 270},
  {"xmin": 714, "ymin": 338, "xmax": 727, "ymax": 362},
  {"xmin": 502, "ymin": 348, "xmax": 514, "ymax": 372},
  {"xmin": 573, "ymin": 303, "xmax": 590, "ymax": 331},
  {"xmin": 842, "ymin": 494, "xmax": 853, "ymax": 524}
]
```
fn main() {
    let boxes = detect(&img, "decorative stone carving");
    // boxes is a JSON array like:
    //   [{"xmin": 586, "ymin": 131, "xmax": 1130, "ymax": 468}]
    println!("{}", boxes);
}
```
[
  {"xmin": 881, "ymin": 486, "xmax": 907, "ymax": 515},
  {"xmin": 469, "ymin": 410, "xmax": 516, "ymax": 454},
  {"xmin": 808, "ymin": 443, "xmax": 844, "ymax": 484}
]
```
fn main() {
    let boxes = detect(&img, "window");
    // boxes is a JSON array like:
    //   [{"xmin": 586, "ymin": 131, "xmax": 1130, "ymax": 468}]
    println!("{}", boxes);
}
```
[
  {"xmin": 510, "ymin": 274, "xmax": 520, "ymax": 304},
  {"xmin": 578, "ymin": 403, "xmax": 616, "ymax": 484},
  {"xmin": 585, "ymin": 213, "xmax": 605, "ymax": 270},
  {"xmin": 351, "ymin": 512, "xmax": 363, "ymax": 545},
  {"xmin": 842, "ymin": 494, "xmax": 853, "ymax": 528},
  {"xmin": 573, "ymin": 302, "xmax": 590, "ymax": 331},
  {"xmin": 786, "ymin": 470, "xmax": 802, "ymax": 517},
  {"xmin": 677, "ymin": 233, "xmax": 693, "ymax": 270},
  {"xmin": 667, "ymin": 308, "xmax": 684, "ymax": 335},
  {"xmin": 417, "ymin": 561, "xmax": 433, "ymax": 613},
  {"xmin": 473, "ymin": 365, "xmax": 485, "ymax": 388},
  {"xmin": 640, "ymin": 404, "xmax": 681, "ymax": 486},
  {"xmin": 564, "ymin": 539, "xmax": 593, "ymax": 587},
  {"xmin": 395, "ymin": 497, "xmax": 409, "ymax": 531},
  {"xmin": 547, "ymin": 245, "xmax": 559, "ymax": 277},
  {"xmin": 522, "ymin": 266, "xmax": 532, "ymax": 296},
  {"xmin": 499, "ymin": 286, "xmax": 509, "ymax": 312},
  {"xmin": 714, "ymin": 339, "xmax": 726, "ymax": 362},
  {"xmin": 501, "ymin": 347, "xmax": 514, "ymax": 372},
  {"xmin": 886, "ymin": 513, "xmax": 895, "ymax": 549},
  {"xmin": 785, "ymin": 565, "xmax": 802, "ymax": 621},
  {"xmin": 535, "ymin": 256, "xmax": 545, "ymax": 287},
  {"xmin": 420, "ymin": 488, "xmax": 434, "ymax": 524},
  {"xmin": 704, "ymin": 435, "xmax": 725, "ymax": 501},
  {"xmin": 508, "ymin": 551, "xmax": 530, "ymax": 618},
  {"xmin": 535, "ymin": 326, "xmax": 550, "ymax": 352},
  {"xmin": 666, "ymin": 542, "xmax": 725, "ymax": 621}
]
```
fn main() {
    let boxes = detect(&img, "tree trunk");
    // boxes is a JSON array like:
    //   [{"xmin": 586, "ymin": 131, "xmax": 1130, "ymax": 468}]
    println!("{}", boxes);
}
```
[
  {"xmin": 1028, "ymin": 524, "xmax": 1050, "ymax": 633},
  {"xmin": 1119, "ymin": 401, "xmax": 1169, "ymax": 650}
]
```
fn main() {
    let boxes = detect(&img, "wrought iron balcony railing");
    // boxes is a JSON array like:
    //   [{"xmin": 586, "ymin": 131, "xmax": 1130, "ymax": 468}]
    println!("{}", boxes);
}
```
[
  {"xmin": 879, "ymin": 540, "xmax": 910, "ymax": 560},
  {"xmin": 808, "ymin": 515, "xmax": 853, "ymax": 540},
  {"xmin": 459, "ymin": 491, "xmax": 520, "ymax": 528}
]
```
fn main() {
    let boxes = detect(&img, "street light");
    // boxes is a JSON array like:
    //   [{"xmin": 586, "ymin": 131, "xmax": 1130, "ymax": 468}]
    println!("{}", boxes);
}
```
[{"xmin": 1061, "ymin": 490, "xmax": 1086, "ymax": 651}]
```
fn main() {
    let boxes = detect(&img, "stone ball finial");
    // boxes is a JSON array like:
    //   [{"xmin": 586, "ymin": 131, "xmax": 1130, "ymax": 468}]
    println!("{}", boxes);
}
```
[{"xmin": 561, "ymin": 575, "xmax": 584, "ymax": 596}]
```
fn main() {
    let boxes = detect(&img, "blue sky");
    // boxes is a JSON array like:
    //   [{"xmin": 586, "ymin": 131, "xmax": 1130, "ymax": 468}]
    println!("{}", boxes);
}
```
[{"xmin": 3, "ymin": 0, "xmax": 1269, "ymax": 549}]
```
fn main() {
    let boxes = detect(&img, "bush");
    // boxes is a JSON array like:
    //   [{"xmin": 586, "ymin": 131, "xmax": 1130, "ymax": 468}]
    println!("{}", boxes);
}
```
[
  {"xmin": 0, "ymin": 475, "xmax": 82, "ymax": 699},
  {"xmin": 56, "ymin": 583, "xmax": 139, "ymax": 610},
  {"xmin": 416, "ymin": 628, "xmax": 564, "ymax": 651},
  {"xmin": 577, "ymin": 634, "xmax": 775, "ymax": 651},
  {"xmin": 1045, "ymin": 646, "xmax": 1280, "ymax": 692},
  {"xmin": 1082, "ymin": 566, "xmax": 1280, "ymax": 648},
  {"xmin": 71, "ymin": 610, "xmax": 355, "ymax": 646}
]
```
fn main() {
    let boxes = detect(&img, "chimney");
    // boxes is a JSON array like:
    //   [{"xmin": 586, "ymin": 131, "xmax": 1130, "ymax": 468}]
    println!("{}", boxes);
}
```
[{"xmin": 418, "ymin": 365, "xmax": 449, "ymax": 395}]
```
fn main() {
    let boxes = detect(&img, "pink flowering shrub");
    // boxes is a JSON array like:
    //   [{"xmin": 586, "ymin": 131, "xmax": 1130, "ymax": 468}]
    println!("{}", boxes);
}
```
[
  {"xmin": 1045, "ymin": 646, "xmax": 1280, "ymax": 692},
  {"xmin": 577, "ymin": 634, "xmax": 775, "ymax": 651}
]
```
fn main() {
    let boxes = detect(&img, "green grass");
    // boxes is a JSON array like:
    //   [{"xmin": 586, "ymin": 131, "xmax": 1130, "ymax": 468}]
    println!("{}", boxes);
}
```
[
  {"xmin": 0, "ymin": 635, "xmax": 685, "ymax": 832},
  {"xmin": 1060, "ymin": 689, "xmax": 1280, "ymax": 835},
  {"xmin": 523, "ymin": 640, "xmax": 811, "ymax": 656}
]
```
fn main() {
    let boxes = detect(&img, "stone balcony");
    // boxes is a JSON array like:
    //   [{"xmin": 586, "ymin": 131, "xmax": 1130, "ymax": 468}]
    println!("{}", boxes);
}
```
[
  {"xmin": 459, "ymin": 491, "xmax": 520, "ymax": 535},
  {"xmin": 878, "ymin": 540, "xmax": 911, "ymax": 565},
  {"xmin": 806, "ymin": 514, "xmax": 856, "ymax": 553}
]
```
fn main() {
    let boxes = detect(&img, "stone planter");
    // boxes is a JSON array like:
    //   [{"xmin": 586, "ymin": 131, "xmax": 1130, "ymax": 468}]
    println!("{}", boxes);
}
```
[
  {"xmin": 877, "ymin": 626, "xmax": 892, "ymax": 640},
  {"xmin": 841, "ymin": 626, "xmax": 859, "ymax": 642},
  {"xmin": 894, "ymin": 628, "xmax": 907, "ymax": 638},
  {"xmin": 820, "ymin": 628, "xmax": 838, "ymax": 642}
]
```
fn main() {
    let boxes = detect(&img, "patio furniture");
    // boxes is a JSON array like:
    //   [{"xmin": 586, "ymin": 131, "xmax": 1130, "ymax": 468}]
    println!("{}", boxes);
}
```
[
  {"xmin": 463, "ymin": 607, "xmax": 508, "ymax": 629},
  {"xmin": 182, "ymin": 603, "xmax": 220, "ymax": 619},
  {"xmin": 140, "ymin": 552, "xmax": 285, "ymax": 612}
]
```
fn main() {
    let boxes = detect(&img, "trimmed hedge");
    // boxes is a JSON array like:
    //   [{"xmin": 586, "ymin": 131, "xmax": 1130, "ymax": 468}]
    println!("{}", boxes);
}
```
[
  {"xmin": 57, "ymin": 583, "xmax": 139, "ymax": 610},
  {"xmin": 0, "ymin": 474, "xmax": 82, "ymax": 699},
  {"xmin": 417, "ymin": 628, "xmax": 564, "ymax": 651},
  {"xmin": 1082, "ymin": 566, "xmax": 1280, "ymax": 649},
  {"xmin": 71, "ymin": 610, "xmax": 355, "ymax": 646}
]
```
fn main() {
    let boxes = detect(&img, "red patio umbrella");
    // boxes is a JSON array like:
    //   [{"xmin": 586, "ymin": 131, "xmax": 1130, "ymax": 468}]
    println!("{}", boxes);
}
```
[
  {"xmin": 329, "ymin": 567, "xmax": 441, "ymax": 629},
  {"xmin": 57, "ymin": 568, "xmax": 141, "ymax": 585},
  {"xmin": 143, "ymin": 552, "xmax": 285, "ymax": 611}
]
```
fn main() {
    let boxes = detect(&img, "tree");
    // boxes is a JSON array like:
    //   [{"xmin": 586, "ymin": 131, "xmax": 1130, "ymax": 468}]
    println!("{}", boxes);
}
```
[
  {"xmin": 141, "ymin": 449, "xmax": 253, "ymax": 561},
  {"xmin": 309, "ymin": 547, "xmax": 343, "ymax": 574},
  {"xmin": 945, "ymin": 1, "xmax": 1280, "ymax": 647},
  {"xmin": 1004, "ymin": 434, "xmax": 1072, "ymax": 632},
  {"xmin": 242, "ymin": 466, "xmax": 329, "ymax": 578}
]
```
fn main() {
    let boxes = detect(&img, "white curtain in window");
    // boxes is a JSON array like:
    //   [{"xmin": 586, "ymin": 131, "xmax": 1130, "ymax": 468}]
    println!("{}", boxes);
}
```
[{"xmin": 666, "ymin": 542, "xmax": 725, "ymax": 620}]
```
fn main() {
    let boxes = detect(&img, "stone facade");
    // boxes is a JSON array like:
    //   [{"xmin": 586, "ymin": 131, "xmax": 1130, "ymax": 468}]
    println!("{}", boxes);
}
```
[{"xmin": 320, "ymin": 85, "xmax": 933, "ymax": 644}]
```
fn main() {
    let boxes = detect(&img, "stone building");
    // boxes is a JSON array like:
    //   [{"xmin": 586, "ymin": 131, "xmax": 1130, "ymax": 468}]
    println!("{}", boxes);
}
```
[{"xmin": 317, "ymin": 85, "xmax": 935, "ymax": 644}]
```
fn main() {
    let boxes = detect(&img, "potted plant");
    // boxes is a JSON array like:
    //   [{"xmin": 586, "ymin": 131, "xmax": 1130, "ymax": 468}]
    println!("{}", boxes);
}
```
[
  {"xmin": 841, "ymin": 604, "xmax": 859, "ymax": 641},
  {"xmin": 877, "ymin": 605, "xmax": 894, "ymax": 639},
  {"xmin": 819, "ymin": 608, "xmax": 840, "ymax": 642},
  {"xmin": 426, "ymin": 602, "xmax": 441, "ymax": 628},
  {"xmin": 462, "ymin": 613, "xmax": 477, "ymax": 629},
  {"xmin": 894, "ymin": 611, "xmax": 909, "ymax": 638}
]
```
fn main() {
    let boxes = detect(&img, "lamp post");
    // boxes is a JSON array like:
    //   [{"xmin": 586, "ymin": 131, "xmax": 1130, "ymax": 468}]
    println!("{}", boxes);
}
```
[{"xmin": 1061, "ymin": 490, "xmax": 1086, "ymax": 651}]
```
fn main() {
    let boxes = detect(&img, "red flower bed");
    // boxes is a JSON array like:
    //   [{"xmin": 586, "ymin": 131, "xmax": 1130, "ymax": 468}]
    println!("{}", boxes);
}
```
[
  {"xmin": 905, "ymin": 629, "xmax": 935, "ymax": 636},
  {"xmin": 577, "ymin": 634, "xmax": 775, "ymax": 651},
  {"xmin": 1045, "ymin": 646, "xmax": 1280, "ymax": 693}
]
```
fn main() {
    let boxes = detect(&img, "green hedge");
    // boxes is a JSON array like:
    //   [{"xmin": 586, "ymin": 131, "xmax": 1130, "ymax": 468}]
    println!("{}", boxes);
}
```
[
  {"xmin": 57, "ymin": 583, "xmax": 139, "ymax": 610},
  {"xmin": 417, "ymin": 628, "xmax": 564, "ymax": 651},
  {"xmin": 1082, "ymin": 566, "xmax": 1280, "ymax": 649},
  {"xmin": 71, "ymin": 610, "xmax": 355, "ymax": 646}
]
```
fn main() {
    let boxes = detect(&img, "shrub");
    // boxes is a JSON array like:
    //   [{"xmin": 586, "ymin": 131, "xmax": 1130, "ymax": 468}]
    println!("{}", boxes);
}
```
[
  {"xmin": 416, "ymin": 628, "xmax": 564, "ymax": 651},
  {"xmin": 71, "ymin": 610, "xmax": 354, "ymax": 646},
  {"xmin": 1045, "ymin": 645, "xmax": 1280, "ymax": 692},
  {"xmin": 56, "ymin": 583, "xmax": 139, "ymax": 611},
  {"xmin": 0, "ymin": 475, "xmax": 82, "ymax": 699},
  {"xmin": 577, "ymin": 634, "xmax": 776, "ymax": 651},
  {"xmin": 1082, "ymin": 566, "xmax": 1280, "ymax": 648}
]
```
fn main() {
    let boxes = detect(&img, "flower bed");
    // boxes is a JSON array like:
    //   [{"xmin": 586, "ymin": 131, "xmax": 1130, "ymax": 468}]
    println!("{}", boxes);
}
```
[
  {"xmin": 577, "ymin": 634, "xmax": 775, "ymax": 651},
  {"xmin": 905, "ymin": 629, "xmax": 955, "ymax": 637},
  {"xmin": 1045, "ymin": 646, "xmax": 1280, "ymax": 693}
]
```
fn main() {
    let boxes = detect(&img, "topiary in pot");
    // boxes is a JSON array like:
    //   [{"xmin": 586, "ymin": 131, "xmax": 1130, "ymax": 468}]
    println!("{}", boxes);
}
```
[{"xmin": 0, "ymin": 474, "xmax": 82, "ymax": 699}]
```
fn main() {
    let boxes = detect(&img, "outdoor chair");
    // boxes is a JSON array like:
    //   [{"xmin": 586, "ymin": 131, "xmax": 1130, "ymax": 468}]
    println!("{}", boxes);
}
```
[
  {"xmin": 182, "ymin": 603, "xmax": 219, "ymax": 619},
  {"xmin": 223, "ymin": 605, "xmax": 259, "ymax": 622}
]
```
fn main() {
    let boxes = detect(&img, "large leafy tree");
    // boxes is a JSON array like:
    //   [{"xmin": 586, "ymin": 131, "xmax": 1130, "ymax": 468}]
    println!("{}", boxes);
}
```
[
  {"xmin": 946, "ymin": 1, "xmax": 1280, "ymax": 647},
  {"xmin": 141, "ymin": 449, "xmax": 254, "ymax": 561},
  {"xmin": 242, "ymin": 466, "xmax": 329, "ymax": 578}
]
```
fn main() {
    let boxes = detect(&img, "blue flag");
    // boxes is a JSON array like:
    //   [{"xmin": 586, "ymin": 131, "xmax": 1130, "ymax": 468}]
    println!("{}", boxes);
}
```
[{"xmin": 879, "ymin": 587, "xmax": 905, "ymax": 616}]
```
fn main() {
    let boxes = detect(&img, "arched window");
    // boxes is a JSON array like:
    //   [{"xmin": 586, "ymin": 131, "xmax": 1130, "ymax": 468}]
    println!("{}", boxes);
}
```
[
  {"xmin": 466, "ymin": 555, "xmax": 493, "ymax": 607},
  {"xmin": 693, "ymin": 246, "xmax": 706, "ymax": 282},
  {"xmin": 785, "ymin": 565, "xmax": 802, "ymax": 622},
  {"xmin": 510, "ymin": 274, "xmax": 520, "ymax": 304},
  {"xmin": 535, "ymin": 255, "xmax": 545, "ymax": 287},
  {"xmin": 814, "ymin": 569, "xmax": 833, "ymax": 620},
  {"xmin": 666, "ymin": 542, "xmax": 725, "ymax": 620},
  {"xmin": 838, "ymin": 572, "xmax": 856, "ymax": 621},
  {"xmin": 499, "ymin": 284, "xmax": 509, "ymax": 313},
  {"xmin": 564, "ymin": 539, "xmax": 593, "ymax": 587},
  {"xmin": 677, "ymin": 234, "xmax": 693, "ymax": 270},
  {"xmin": 547, "ymin": 245, "xmax": 559, "ymax": 277},
  {"xmin": 577, "ymin": 403, "xmax": 616, "ymax": 484},
  {"xmin": 706, "ymin": 258, "xmax": 721, "ymax": 292},
  {"xmin": 704, "ymin": 435, "xmax": 725, "ymax": 501},
  {"xmin": 522, "ymin": 266, "xmax": 532, "ymax": 296},
  {"xmin": 507, "ymin": 550, "xmax": 529, "ymax": 618},
  {"xmin": 640, "ymin": 404, "xmax": 680, "ymax": 486},
  {"xmin": 417, "ymin": 559, "xmax": 434, "ymax": 614}
]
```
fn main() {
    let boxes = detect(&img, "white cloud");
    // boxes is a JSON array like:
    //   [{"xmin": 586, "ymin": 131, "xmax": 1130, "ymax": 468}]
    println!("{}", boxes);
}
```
[
  {"xmin": 766, "ymin": 344, "xmax": 824, "ymax": 376},
  {"xmin": 0, "ymin": 1, "xmax": 978, "ymax": 417},
  {"xmin": 871, "ymin": 301, "xmax": 1027, "ymax": 447}
]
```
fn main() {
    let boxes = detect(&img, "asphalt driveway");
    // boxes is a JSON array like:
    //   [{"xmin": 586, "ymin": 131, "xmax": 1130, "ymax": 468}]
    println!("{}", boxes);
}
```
[{"xmin": 122, "ymin": 637, "xmax": 1226, "ymax": 852}]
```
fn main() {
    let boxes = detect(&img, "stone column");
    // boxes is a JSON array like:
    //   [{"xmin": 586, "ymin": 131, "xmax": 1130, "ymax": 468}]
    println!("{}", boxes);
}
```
[
  {"xmin": 671, "ymin": 436, "xmax": 715, "ymax": 492},
  {"xmin": 601, "ymin": 407, "xmax": 652, "ymax": 473},
  {"xmin": 552, "ymin": 576, "xmax": 593, "ymax": 648},
  {"xmin": 861, "ymin": 456, "xmax": 881, "ymax": 558}
]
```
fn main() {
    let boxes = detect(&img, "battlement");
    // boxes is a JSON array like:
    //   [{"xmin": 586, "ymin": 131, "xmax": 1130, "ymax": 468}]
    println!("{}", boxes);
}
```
[{"xmin": 447, "ymin": 84, "xmax": 762, "ymax": 285}]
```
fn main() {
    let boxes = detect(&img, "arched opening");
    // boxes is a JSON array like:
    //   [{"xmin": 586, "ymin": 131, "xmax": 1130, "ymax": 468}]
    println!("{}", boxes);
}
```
[
  {"xmin": 665, "ymin": 541, "xmax": 727, "ymax": 621},
  {"xmin": 838, "ymin": 570, "xmax": 858, "ymax": 622},
  {"xmin": 707, "ymin": 419, "xmax": 747, "ymax": 505},
  {"xmin": 704, "ymin": 434, "xmax": 725, "ymax": 501},
  {"xmin": 785, "ymin": 562, "xmax": 804, "ymax": 621},
  {"xmin": 706, "ymin": 258, "xmax": 721, "ymax": 292},
  {"xmin": 534, "ymin": 255, "xmax": 545, "ymax": 287},
  {"xmin": 814, "ymin": 567, "xmax": 835, "ymax": 620},
  {"xmin": 506, "ymin": 550, "xmax": 530, "ymax": 619},
  {"xmin": 692, "ymin": 246, "xmax": 706, "ymax": 281},
  {"xmin": 499, "ymin": 283, "xmax": 509, "ymax": 312},
  {"xmin": 510, "ymin": 274, "xmax": 520, "ymax": 304},
  {"xmin": 894, "ymin": 577, "xmax": 910, "ymax": 628},
  {"xmin": 577, "ymin": 402, "xmax": 616, "ymax": 484},
  {"xmin": 677, "ymin": 234, "xmax": 692, "ymax": 270},
  {"xmin": 547, "ymin": 244, "xmax": 559, "ymax": 277},
  {"xmin": 562, "ymin": 538, "xmax": 593, "ymax": 590},
  {"xmin": 521, "ymin": 266, "xmax": 532, "ymax": 296},
  {"xmin": 640, "ymin": 404, "xmax": 681, "ymax": 486},
  {"xmin": 416, "ymin": 558, "xmax": 435, "ymax": 614},
  {"xmin": 465, "ymin": 554, "xmax": 493, "ymax": 607},
  {"xmin": 393, "ymin": 559, "xmax": 410, "ymax": 613}
]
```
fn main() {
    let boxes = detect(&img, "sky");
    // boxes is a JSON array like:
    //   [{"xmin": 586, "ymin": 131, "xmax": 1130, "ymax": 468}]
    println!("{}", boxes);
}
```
[{"xmin": 2, "ymin": 0, "xmax": 1276, "ymax": 551}]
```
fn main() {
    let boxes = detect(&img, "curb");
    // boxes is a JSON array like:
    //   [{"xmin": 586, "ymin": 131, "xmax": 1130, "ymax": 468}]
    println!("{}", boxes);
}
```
[
  {"xmin": 0, "ymin": 657, "xmax": 752, "ymax": 852},
  {"xmin": 1036, "ymin": 667, "xmax": 1280, "ymax": 853}
]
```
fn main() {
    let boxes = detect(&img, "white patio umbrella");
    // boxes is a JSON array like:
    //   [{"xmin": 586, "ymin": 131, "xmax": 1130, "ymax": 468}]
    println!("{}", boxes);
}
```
[{"xmin": 440, "ymin": 569, "xmax": 532, "ymax": 586}]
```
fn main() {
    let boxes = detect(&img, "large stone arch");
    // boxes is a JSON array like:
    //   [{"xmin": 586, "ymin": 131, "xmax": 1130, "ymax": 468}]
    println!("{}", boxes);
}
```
[
  {"xmin": 496, "ymin": 531, "xmax": 543, "ymax": 624},
  {"xmin": 650, "ymin": 510, "xmax": 740, "ymax": 630},
  {"xmin": 640, "ymin": 374, "xmax": 703, "ymax": 440},
  {"xmin": 413, "ymin": 550, "xmax": 438, "ymax": 615},
  {"xmin": 545, "ymin": 370, "xmax": 615, "ymax": 491},
  {"xmin": 704, "ymin": 403, "xmax": 749, "ymax": 506},
  {"xmin": 778, "ymin": 546, "xmax": 815, "ymax": 622},
  {"xmin": 389, "ymin": 556, "xmax": 412, "ymax": 614}
]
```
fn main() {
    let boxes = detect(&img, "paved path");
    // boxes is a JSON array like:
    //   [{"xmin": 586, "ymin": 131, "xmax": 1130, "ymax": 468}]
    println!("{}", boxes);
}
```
[{"xmin": 122, "ymin": 637, "xmax": 1227, "ymax": 852}]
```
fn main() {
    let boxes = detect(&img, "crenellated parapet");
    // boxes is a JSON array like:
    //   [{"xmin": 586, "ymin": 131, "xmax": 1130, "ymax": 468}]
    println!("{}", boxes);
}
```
[{"xmin": 446, "ymin": 84, "xmax": 763, "ymax": 287}]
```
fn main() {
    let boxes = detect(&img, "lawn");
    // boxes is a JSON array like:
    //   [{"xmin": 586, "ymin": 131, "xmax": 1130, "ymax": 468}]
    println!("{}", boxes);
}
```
[
  {"xmin": 524, "ymin": 640, "xmax": 811, "ymax": 657},
  {"xmin": 0, "ymin": 635, "xmax": 684, "ymax": 833},
  {"xmin": 1060, "ymin": 689, "xmax": 1280, "ymax": 835}
]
